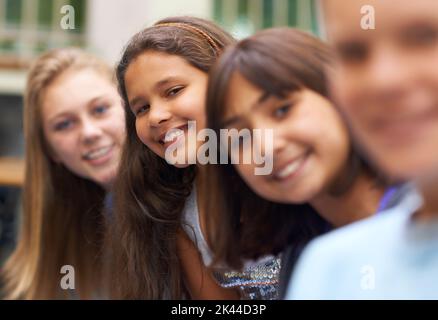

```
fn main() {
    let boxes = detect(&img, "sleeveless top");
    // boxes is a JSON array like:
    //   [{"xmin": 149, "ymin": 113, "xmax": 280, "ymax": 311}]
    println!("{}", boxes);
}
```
[{"xmin": 181, "ymin": 186, "xmax": 281, "ymax": 300}]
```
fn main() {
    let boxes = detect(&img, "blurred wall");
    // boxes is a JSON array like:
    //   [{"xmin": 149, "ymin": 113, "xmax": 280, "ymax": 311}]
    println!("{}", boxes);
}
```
[
  {"xmin": 86, "ymin": 0, "xmax": 212, "ymax": 65},
  {"xmin": 0, "ymin": 95, "xmax": 23, "ymax": 157}
]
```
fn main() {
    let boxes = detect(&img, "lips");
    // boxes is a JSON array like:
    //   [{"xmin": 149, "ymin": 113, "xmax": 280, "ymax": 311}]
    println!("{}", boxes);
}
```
[
  {"xmin": 370, "ymin": 107, "xmax": 438, "ymax": 142},
  {"xmin": 82, "ymin": 145, "xmax": 114, "ymax": 165},
  {"xmin": 158, "ymin": 123, "xmax": 188, "ymax": 147},
  {"xmin": 163, "ymin": 128, "xmax": 184, "ymax": 143},
  {"xmin": 272, "ymin": 152, "xmax": 309, "ymax": 181},
  {"xmin": 368, "ymin": 100, "xmax": 438, "ymax": 131}
]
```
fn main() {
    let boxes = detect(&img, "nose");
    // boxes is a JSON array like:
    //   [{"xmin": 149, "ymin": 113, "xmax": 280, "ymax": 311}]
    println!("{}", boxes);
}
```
[
  {"xmin": 148, "ymin": 102, "xmax": 172, "ymax": 127},
  {"xmin": 364, "ymin": 45, "xmax": 412, "ymax": 102},
  {"xmin": 80, "ymin": 117, "xmax": 103, "ymax": 144}
]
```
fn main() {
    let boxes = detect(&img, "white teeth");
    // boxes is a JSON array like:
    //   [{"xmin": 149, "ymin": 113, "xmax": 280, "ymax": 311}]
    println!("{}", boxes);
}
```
[
  {"xmin": 84, "ymin": 146, "xmax": 112, "ymax": 160},
  {"xmin": 163, "ymin": 129, "xmax": 184, "ymax": 143},
  {"xmin": 275, "ymin": 157, "xmax": 304, "ymax": 179}
]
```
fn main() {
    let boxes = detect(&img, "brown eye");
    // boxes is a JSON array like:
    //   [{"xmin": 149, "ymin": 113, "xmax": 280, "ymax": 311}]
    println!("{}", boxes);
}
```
[
  {"xmin": 273, "ymin": 104, "xmax": 292, "ymax": 119},
  {"xmin": 135, "ymin": 104, "xmax": 150, "ymax": 117},
  {"xmin": 166, "ymin": 86, "xmax": 184, "ymax": 98},
  {"xmin": 93, "ymin": 105, "xmax": 109, "ymax": 116},
  {"xmin": 336, "ymin": 41, "xmax": 369, "ymax": 64},
  {"xmin": 54, "ymin": 119, "xmax": 74, "ymax": 131},
  {"xmin": 401, "ymin": 26, "xmax": 438, "ymax": 48}
]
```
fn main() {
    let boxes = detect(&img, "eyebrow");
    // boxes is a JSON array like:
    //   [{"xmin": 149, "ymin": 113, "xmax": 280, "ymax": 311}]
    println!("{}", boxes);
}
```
[
  {"xmin": 128, "ymin": 77, "xmax": 180, "ymax": 108},
  {"xmin": 47, "ymin": 95, "xmax": 106, "ymax": 124},
  {"xmin": 220, "ymin": 91, "xmax": 272, "ymax": 128},
  {"xmin": 154, "ymin": 77, "xmax": 177, "ymax": 92},
  {"xmin": 47, "ymin": 112, "xmax": 72, "ymax": 126},
  {"xmin": 87, "ymin": 95, "xmax": 107, "ymax": 108}
]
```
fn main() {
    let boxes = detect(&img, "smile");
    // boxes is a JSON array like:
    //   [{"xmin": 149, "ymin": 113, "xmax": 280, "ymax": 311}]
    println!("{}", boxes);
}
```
[
  {"xmin": 83, "ymin": 145, "xmax": 114, "ymax": 161},
  {"xmin": 158, "ymin": 123, "xmax": 189, "ymax": 148},
  {"xmin": 273, "ymin": 152, "xmax": 309, "ymax": 181},
  {"xmin": 162, "ymin": 128, "xmax": 185, "ymax": 144}
]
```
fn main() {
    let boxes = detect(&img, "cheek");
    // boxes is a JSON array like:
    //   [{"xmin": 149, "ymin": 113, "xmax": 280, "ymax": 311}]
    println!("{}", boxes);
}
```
[
  {"xmin": 179, "ymin": 92, "xmax": 206, "ymax": 125},
  {"xmin": 234, "ymin": 164, "xmax": 256, "ymax": 186},
  {"xmin": 135, "ymin": 118, "xmax": 152, "ymax": 147},
  {"xmin": 309, "ymin": 112, "xmax": 351, "ymax": 172},
  {"xmin": 326, "ymin": 122, "xmax": 349, "ymax": 157},
  {"xmin": 109, "ymin": 118, "xmax": 126, "ymax": 145},
  {"xmin": 110, "ymin": 108, "xmax": 126, "ymax": 140},
  {"xmin": 329, "ymin": 70, "xmax": 362, "ymax": 117},
  {"xmin": 44, "ymin": 131, "xmax": 74, "ymax": 159},
  {"xmin": 427, "ymin": 69, "xmax": 438, "ymax": 101},
  {"xmin": 135, "ymin": 118, "xmax": 164, "ymax": 158},
  {"xmin": 234, "ymin": 163, "xmax": 269, "ymax": 194}
]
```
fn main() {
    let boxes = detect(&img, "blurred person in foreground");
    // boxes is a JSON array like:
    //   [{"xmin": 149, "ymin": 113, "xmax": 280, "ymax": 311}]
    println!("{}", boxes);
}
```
[{"xmin": 287, "ymin": 0, "xmax": 438, "ymax": 299}]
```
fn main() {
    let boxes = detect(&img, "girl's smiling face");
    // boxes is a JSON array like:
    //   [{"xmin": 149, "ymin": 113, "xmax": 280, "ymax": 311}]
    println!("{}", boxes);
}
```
[
  {"xmin": 325, "ymin": 0, "xmax": 438, "ymax": 180},
  {"xmin": 42, "ymin": 68, "xmax": 125, "ymax": 189},
  {"xmin": 222, "ymin": 71, "xmax": 351, "ymax": 204},
  {"xmin": 124, "ymin": 51, "xmax": 208, "ymax": 167}
]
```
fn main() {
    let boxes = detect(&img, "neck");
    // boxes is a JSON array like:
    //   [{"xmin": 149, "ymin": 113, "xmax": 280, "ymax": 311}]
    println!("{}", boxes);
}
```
[
  {"xmin": 101, "ymin": 180, "xmax": 112, "ymax": 192},
  {"xmin": 311, "ymin": 172, "xmax": 384, "ymax": 228},
  {"xmin": 414, "ymin": 177, "xmax": 438, "ymax": 222}
]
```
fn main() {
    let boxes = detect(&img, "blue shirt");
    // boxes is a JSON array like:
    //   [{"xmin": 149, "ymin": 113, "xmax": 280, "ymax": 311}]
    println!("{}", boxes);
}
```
[{"xmin": 286, "ymin": 184, "xmax": 438, "ymax": 299}]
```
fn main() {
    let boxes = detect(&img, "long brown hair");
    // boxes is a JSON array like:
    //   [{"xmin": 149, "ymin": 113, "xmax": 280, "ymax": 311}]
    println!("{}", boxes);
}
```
[
  {"xmin": 1, "ymin": 48, "xmax": 112, "ymax": 299},
  {"xmin": 109, "ymin": 16, "xmax": 235, "ymax": 299},
  {"xmin": 205, "ymin": 28, "xmax": 376, "ymax": 269}
]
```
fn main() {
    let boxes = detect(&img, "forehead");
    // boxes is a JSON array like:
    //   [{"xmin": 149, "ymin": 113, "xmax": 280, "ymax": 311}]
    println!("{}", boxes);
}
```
[
  {"xmin": 124, "ymin": 50, "xmax": 205, "ymax": 102},
  {"xmin": 43, "ymin": 68, "xmax": 113, "ymax": 115},
  {"xmin": 49, "ymin": 68, "xmax": 111, "ymax": 93},
  {"xmin": 323, "ymin": 0, "xmax": 438, "ymax": 39},
  {"xmin": 125, "ymin": 51, "xmax": 195, "ymax": 82},
  {"xmin": 225, "ymin": 71, "xmax": 263, "ymax": 115}
]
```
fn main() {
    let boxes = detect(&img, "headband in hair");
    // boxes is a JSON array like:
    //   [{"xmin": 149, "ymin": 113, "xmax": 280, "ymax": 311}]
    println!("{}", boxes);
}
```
[{"xmin": 154, "ymin": 22, "xmax": 221, "ymax": 54}]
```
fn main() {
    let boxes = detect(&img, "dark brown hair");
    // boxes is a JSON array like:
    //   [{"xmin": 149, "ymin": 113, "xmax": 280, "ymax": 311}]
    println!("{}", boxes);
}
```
[
  {"xmin": 205, "ymin": 28, "xmax": 372, "ymax": 269},
  {"xmin": 108, "ymin": 16, "xmax": 235, "ymax": 299}
]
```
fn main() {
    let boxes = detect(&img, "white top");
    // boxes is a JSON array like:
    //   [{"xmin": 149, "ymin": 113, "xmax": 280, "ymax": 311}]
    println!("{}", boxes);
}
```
[
  {"xmin": 286, "ymin": 184, "xmax": 438, "ymax": 299},
  {"xmin": 181, "ymin": 185, "xmax": 281, "ymax": 300}
]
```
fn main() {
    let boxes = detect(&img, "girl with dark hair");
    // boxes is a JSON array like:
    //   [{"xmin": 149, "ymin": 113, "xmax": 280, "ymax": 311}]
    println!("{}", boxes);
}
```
[
  {"xmin": 109, "ymin": 16, "xmax": 281, "ymax": 300},
  {"xmin": 205, "ymin": 28, "xmax": 394, "ymax": 297}
]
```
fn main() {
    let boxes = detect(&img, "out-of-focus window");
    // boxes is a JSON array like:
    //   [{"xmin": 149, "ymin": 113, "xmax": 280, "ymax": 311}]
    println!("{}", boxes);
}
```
[
  {"xmin": 0, "ymin": 0, "xmax": 86, "ymax": 69},
  {"xmin": 213, "ymin": 0, "xmax": 318, "ymax": 39}
]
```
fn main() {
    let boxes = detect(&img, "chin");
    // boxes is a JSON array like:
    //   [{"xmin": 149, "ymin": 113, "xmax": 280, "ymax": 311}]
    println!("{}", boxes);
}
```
[
  {"xmin": 281, "ymin": 188, "xmax": 314, "ymax": 204},
  {"xmin": 253, "ymin": 188, "xmax": 288, "ymax": 204},
  {"xmin": 383, "ymin": 161, "xmax": 436, "ymax": 182},
  {"xmin": 172, "ymin": 163, "xmax": 192, "ymax": 169},
  {"xmin": 94, "ymin": 170, "xmax": 116, "ymax": 189}
]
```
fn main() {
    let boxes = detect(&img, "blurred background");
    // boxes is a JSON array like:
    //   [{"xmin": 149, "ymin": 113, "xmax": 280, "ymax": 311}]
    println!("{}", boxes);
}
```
[{"xmin": 0, "ymin": 0, "xmax": 319, "ymax": 264}]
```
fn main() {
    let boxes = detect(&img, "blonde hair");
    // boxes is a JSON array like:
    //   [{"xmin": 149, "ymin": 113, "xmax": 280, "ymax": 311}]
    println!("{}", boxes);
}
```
[
  {"xmin": 110, "ymin": 16, "xmax": 235, "ymax": 299},
  {"xmin": 2, "ymin": 48, "xmax": 113, "ymax": 299}
]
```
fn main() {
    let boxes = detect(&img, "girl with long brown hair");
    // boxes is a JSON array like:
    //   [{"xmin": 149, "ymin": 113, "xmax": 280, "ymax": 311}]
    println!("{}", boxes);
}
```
[
  {"xmin": 1, "ymin": 48, "xmax": 125, "ymax": 299},
  {"xmin": 205, "ymin": 28, "xmax": 395, "ymax": 297},
  {"xmin": 109, "ymin": 16, "xmax": 281, "ymax": 299}
]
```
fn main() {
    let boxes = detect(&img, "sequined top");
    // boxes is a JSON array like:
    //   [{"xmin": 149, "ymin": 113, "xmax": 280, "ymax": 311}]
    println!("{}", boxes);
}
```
[{"xmin": 181, "ymin": 186, "xmax": 281, "ymax": 300}]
